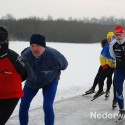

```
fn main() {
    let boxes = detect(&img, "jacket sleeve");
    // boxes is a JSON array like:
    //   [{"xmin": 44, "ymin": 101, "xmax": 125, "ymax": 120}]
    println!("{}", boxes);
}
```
[
  {"xmin": 100, "ymin": 56, "xmax": 106, "ymax": 66},
  {"xmin": 8, "ymin": 49, "xmax": 28, "ymax": 81},
  {"xmin": 53, "ymin": 50, "xmax": 68, "ymax": 70},
  {"xmin": 57, "ymin": 53, "xmax": 68, "ymax": 70},
  {"xmin": 109, "ymin": 41, "xmax": 116, "ymax": 60}
]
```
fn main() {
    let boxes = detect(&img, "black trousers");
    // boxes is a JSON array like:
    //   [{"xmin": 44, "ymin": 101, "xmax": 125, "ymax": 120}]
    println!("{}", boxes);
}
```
[
  {"xmin": 0, "ymin": 98, "xmax": 19, "ymax": 125},
  {"xmin": 98, "ymin": 67, "xmax": 114, "ymax": 92},
  {"xmin": 92, "ymin": 66, "xmax": 103, "ymax": 89}
]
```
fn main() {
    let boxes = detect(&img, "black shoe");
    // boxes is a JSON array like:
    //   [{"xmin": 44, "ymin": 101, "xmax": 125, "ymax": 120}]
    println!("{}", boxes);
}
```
[
  {"xmin": 85, "ymin": 88, "xmax": 95, "ymax": 94},
  {"xmin": 105, "ymin": 91, "xmax": 110, "ymax": 98},
  {"xmin": 93, "ymin": 91, "xmax": 105, "ymax": 99},
  {"xmin": 112, "ymin": 100, "xmax": 118, "ymax": 107},
  {"xmin": 118, "ymin": 109, "xmax": 125, "ymax": 120}
]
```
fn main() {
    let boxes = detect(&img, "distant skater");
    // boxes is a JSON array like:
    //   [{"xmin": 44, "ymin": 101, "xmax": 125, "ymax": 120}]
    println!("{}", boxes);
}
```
[
  {"xmin": 93, "ymin": 32, "xmax": 115, "ymax": 99},
  {"xmin": 84, "ymin": 32, "xmax": 115, "ymax": 98}
]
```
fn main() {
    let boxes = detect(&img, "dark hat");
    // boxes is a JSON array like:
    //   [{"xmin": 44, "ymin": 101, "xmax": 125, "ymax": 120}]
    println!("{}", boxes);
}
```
[
  {"xmin": 30, "ymin": 34, "xmax": 46, "ymax": 47},
  {"xmin": 0, "ymin": 27, "xmax": 8, "ymax": 42},
  {"xmin": 0, "ymin": 27, "xmax": 8, "ymax": 58}
]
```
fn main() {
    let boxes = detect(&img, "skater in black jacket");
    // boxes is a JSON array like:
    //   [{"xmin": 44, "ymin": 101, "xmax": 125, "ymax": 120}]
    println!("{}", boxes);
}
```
[{"xmin": 109, "ymin": 25, "xmax": 125, "ymax": 119}]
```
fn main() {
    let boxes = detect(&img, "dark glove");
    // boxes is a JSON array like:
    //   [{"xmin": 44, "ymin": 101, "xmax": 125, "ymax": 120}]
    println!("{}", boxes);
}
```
[
  {"xmin": 17, "ymin": 56, "xmax": 33, "ymax": 75},
  {"xmin": 17, "ymin": 56, "xmax": 29, "ymax": 67},
  {"xmin": 102, "ymin": 64, "xmax": 109, "ymax": 70}
]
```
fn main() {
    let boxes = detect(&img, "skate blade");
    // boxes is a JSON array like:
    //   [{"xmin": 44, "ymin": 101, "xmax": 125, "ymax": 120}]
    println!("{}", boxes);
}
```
[
  {"xmin": 82, "ymin": 92, "xmax": 95, "ymax": 96},
  {"xmin": 91, "ymin": 92, "xmax": 105, "ymax": 101}
]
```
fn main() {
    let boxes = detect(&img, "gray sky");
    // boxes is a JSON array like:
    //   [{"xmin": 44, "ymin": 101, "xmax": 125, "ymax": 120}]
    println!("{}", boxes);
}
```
[{"xmin": 1, "ymin": 0, "xmax": 125, "ymax": 19}]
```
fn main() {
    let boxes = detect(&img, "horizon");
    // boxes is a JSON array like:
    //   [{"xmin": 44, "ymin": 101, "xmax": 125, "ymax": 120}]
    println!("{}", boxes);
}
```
[
  {"xmin": 1, "ymin": 13, "xmax": 124, "ymax": 22},
  {"xmin": 1, "ymin": 0, "xmax": 125, "ymax": 20}
]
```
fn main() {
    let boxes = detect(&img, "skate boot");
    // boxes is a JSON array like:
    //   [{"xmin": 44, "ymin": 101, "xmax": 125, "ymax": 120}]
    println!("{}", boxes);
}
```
[
  {"xmin": 82, "ymin": 87, "xmax": 95, "ymax": 96},
  {"xmin": 85, "ymin": 87, "xmax": 95, "ymax": 94},
  {"xmin": 105, "ymin": 91, "xmax": 110, "ymax": 98},
  {"xmin": 112, "ymin": 100, "xmax": 118, "ymax": 110},
  {"xmin": 91, "ymin": 90, "xmax": 105, "ymax": 101},
  {"xmin": 117, "ymin": 109, "xmax": 125, "ymax": 121}
]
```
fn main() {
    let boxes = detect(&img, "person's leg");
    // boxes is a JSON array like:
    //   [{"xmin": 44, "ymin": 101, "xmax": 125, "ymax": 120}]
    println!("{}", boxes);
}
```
[
  {"xmin": 85, "ymin": 66, "xmax": 102, "ymax": 94},
  {"xmin": 93, "ymin": 68, "xmax": 109, "ymax": 98},
  {"xmin": 114, "ymin": 68, "xmax": 125, "ymax": 110},
  {"xmin": 113, "ymin": 79, "xmax": 117, "ymax": 101},
  {"xmin": 92, "ymin": 66, "xmax": 103, "ymax": 89},
  {"xmin": 19, "ymin": 85, "xmax": 38, "ymax": 125},
  {"xmin": 106, "ymin": 68, "xmax": 114, "ymax": 92},
  {"xmin": 0, "ymin": 98, "xmax": 19, "ymax": 125},
  {"xmin": 112, "ymin": 78, "xmax": 118, "ymax": 107},
  {"xmin": 98, "ymin": 69, "xmax": 109, "ymax": 92},
  {"xmin": 42, "ymin": 81, "xmax": 58, "ymax": 125}
]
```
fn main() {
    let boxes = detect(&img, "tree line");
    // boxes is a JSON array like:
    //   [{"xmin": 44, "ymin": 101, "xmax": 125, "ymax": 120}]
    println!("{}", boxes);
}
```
[{"xmin": 0, "ymin": 14, "xmax": 125, "ymax": 43}]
